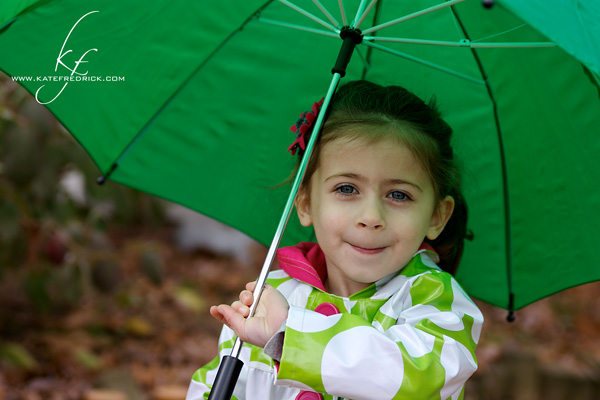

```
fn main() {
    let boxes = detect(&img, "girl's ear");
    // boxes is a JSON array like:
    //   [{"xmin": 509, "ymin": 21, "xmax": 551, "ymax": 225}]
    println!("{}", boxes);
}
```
[
  {"xmin": 426, "ymin": 196, "xmax": 455, "ymax": 240},
  {"xmin": 295, "ymin": 188, "xmax": 313, "ymax": 227}
]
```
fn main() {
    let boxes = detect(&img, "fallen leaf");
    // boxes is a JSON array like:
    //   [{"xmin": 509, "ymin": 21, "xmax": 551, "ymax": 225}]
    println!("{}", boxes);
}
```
[
  {"xmin": 172, "ymin": 285, "xmax": 204, "ymax": 313},
  {"xmin": 0, "ymin": 342, "xmax": 37, "ymax": 370},
  {"xmin": 124, "ymin": 316, "xmax": 155, "ymax": 338},
  {"xmin": 73, "ymin": 348, "xmax": 103, "ymax": 370}
]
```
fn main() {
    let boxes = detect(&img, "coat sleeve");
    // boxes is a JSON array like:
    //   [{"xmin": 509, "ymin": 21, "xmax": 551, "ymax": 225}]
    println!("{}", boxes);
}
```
[{"xmin": 275, "ymin": 271, "xmax": 483, "ymax": 400}]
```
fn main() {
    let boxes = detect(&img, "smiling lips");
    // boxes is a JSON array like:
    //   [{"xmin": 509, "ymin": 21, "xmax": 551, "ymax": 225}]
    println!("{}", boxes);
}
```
[{"xmin": 348, "ymin": 243, "xmax": 387, "ymax": 255}]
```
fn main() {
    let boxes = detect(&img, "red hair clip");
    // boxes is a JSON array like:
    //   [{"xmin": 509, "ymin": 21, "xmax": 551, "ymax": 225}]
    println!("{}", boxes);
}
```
[{"xmin": 288, "ymin": 97, "xmax": 324, "ymax": 156}]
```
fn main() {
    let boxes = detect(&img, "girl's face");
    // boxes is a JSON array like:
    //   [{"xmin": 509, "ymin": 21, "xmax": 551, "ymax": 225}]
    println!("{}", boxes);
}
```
[{"xmin": 296, "ymin": 128, "xmax": 454, "ymax": 297}]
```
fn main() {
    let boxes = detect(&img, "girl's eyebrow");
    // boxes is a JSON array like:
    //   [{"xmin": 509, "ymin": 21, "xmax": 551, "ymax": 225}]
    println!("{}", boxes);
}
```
[{"xmin": 325, "ymin": 173, "xmax": 423, "ymax": 192}]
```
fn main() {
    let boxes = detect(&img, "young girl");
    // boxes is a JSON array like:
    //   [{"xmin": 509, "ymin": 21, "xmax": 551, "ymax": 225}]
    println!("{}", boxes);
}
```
[{"xmin": 187, "ymin": 81, "xmax": 484, "ymax": 400}]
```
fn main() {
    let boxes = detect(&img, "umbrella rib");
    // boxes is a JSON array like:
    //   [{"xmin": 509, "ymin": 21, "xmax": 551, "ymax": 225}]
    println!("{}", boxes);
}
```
[
  {"xmin": 351, "ymin": 0, "xmax": 369, "ymax": 28},
  {"xmin": 364, "ymin": 36, "xmax": 556, "ymax": 48},
  {"xmin": 354, "ymin": 46, "xmax": 370, "ymax": 73},
  {"xmin": 362, "ymin": 41, "xmax": 485, "ymax": 85},
  {"xmin": 447, "ymin": 4, "xmax": 465, "ymax": 41},
  {"xmin": 354, "ymin": 0, "xmax": 378, "ymax": 29},
  {"xmin": 313, "ymin": 0, "xmax": 340, "ymax": 28},
  {"xmin": 259, "ymin": 18, "xmax": 340, "ymax": 37},
  {"xmin": 338, "ymin": 0, "xmax": 348, "ymax": 26},
  {"xmin": 278, "ymin": 0, "xmax": 338, "ymax": 32},
  {"xmin": 0, "ymin": 17, "xmax": 17, "ymax": 31},
  {"xmin": 470, "ymin": 42, "xmax": 555, "ymax": 48},
  {"xmin": 472, "ymin": 23, "xmax": 527, "ymax": 43},
  {"xmin": 591, "ymin": 70, "xmax": 600, "ymax": 87},
  {"xmin": 362, "ymin": 0, "xmax": 467, "ymax": 35},
  {"xmin": 451, "ymin": 5, "xmax": 515, "ymax": 316},
  {"xmin": 361, "ymin": 0, "xmax": 383, "ymax": 80}
]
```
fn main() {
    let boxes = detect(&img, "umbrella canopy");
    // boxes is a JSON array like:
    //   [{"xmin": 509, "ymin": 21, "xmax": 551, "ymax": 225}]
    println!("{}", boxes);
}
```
[{"xmin": 1, "ymin": 0, "xmax": 599, "ymax": 313}]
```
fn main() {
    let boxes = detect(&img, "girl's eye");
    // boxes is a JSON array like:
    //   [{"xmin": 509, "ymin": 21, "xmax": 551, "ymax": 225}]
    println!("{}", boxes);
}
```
[
  {"xmin": 388, "ymin": 191, "xmax": 409, "ymax": 201},
  {"xmin": 335, "ymin": 185, "xmax": 357, "ymax": 196}
]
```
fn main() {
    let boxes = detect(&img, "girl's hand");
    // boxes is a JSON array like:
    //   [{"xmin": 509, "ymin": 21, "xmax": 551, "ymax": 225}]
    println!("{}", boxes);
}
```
[{"xmin": 210, "ymin": 281, "xmax": 289, "ymax": 348}]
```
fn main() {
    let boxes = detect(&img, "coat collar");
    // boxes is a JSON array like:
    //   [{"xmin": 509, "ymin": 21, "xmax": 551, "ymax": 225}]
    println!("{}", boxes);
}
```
[{"xmin": 276, "ymin": 242, "xmax": 438, "ymax": 291}]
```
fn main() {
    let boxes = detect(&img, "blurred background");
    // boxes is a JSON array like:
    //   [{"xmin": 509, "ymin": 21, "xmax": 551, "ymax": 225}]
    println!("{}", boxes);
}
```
[{"xmin": 1, "ymin": 70, "xmax": 600, "ymax": 400}]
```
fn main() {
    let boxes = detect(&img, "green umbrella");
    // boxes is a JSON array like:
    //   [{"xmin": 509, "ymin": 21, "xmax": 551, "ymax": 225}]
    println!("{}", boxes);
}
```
[{"xmin": 1, "ymin": 0, "xmax": 599, "ymax": 316}]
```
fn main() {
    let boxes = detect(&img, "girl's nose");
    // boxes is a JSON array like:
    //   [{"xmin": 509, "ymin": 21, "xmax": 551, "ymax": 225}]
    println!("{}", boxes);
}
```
[{"xmin": 356, "ymin": 197, "xmax": 386, "ymax": 230}]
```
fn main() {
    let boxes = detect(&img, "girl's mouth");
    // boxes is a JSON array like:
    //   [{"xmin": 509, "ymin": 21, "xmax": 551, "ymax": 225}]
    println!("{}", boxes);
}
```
[{"xmin": 349, "ymin": 243, "xmax": 387, "ymax": 255}]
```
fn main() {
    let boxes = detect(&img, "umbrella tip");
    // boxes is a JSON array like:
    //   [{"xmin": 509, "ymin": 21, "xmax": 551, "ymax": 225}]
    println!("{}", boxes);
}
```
[
  {"xmin": 506, "ymin": 293, "xmax": 516, "ymax": 322},
  {"xmin": 96, "ymin": 163, "xmax": 118, "ymax": 185},
  {"xmin": 506, "ymin": 311, "xmax": 516, "ymax": 322},
  {"xmin": 482, "ymin": 0, "xmax": 494, "ymax": 8}
]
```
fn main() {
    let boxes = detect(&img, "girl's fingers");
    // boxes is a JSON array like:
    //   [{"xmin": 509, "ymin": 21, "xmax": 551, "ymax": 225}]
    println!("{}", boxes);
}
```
[
  {"xmin": 209, "ymin": 305, "xmax": 226, "ymax": 324},
  {"xmin": 211, "ymin": 282, "xmax": 283, "ymax": 342},
  {"xmin": 231, "ymin": 300, "xmax": 250, "ymax": 317},
  {"xmin": 239, "ymin": 290, "xmax": 253, "ymax": 306},
  {"xmin": 215, "ymin": 305, "xmax": 247, "ymax": 338},
  {"xmin": 212, "ymin": 299, "xmax": 251, "ymax": 321}
]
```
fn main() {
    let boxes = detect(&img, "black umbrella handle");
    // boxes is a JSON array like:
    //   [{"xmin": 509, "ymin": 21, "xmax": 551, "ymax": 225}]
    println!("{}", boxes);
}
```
[{"xmin": 207, "ymin": 356, "xmax": 244, "ymax": 400}]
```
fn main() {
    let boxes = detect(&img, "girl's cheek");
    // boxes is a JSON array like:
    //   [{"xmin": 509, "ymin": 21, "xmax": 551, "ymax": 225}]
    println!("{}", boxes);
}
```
[{"xmin": 324, "ymin": 209, "xmax": 351, "ymax": 227}]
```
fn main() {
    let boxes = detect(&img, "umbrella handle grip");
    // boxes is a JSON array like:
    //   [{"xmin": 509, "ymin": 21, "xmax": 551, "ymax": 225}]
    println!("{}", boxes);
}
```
[
  {"xmin": 207, "ymin": 355, "xmax": 244, "ymax": 400},
  {"xmin": 332, "ymin": 27, "xmax": 362, "ymax": 77}
]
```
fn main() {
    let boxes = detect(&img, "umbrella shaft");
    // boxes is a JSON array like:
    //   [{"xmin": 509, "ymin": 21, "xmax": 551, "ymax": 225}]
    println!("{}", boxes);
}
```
[{"xmin": 230, "ymin": 72, "xmax": 342, "ymax": 358}]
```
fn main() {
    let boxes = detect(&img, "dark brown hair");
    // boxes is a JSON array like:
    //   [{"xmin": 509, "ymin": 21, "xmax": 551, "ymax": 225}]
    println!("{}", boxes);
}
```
[{"xmin": 292, "ymin": 80, "xmax": 468, "ymax": 274}]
